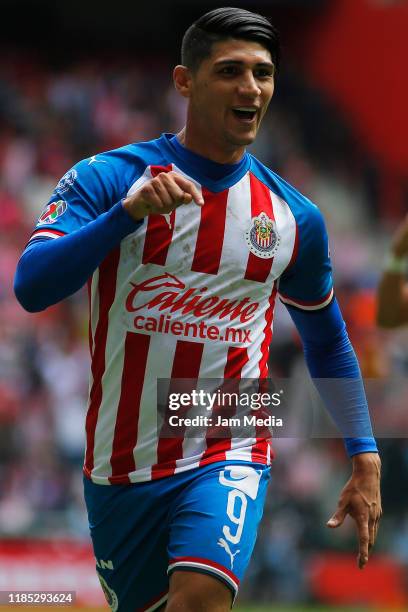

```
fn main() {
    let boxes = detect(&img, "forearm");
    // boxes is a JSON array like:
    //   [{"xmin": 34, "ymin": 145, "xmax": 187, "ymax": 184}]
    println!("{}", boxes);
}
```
[
  {"xmin": 287, "ymin": 299, "xmax": 378, "ymax": 457},
  {"xmin": 304, "ymin": 338, "xmax": 377, "ymax": 456},
  {"xmin": 14, "ymin": 201, "xmax": 141, "ymax": 312}
]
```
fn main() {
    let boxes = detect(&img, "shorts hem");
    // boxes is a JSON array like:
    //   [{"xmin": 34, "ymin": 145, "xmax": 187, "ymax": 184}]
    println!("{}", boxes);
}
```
[{"xmin": 168, "ymin": 557, "xmax": 239, "ymax": 602}]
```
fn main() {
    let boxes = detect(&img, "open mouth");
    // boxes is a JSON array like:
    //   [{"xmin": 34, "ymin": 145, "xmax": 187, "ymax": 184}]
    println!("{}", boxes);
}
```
[{"xmin": 232, "ymin": 108, "xmax": 257, "ymax": 121}]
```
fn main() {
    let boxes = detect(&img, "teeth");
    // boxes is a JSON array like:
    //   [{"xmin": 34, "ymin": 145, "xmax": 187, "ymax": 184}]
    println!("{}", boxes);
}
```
[{"xmin": 234, "ymin": 107, "xmax": 257, "ymax": 112}]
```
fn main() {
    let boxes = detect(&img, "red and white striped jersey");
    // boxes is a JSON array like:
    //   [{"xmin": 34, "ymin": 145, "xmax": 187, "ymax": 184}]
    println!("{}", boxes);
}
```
[{"xmin": 29, "ymin": 134, "xmax": 333, "ymax": 484}]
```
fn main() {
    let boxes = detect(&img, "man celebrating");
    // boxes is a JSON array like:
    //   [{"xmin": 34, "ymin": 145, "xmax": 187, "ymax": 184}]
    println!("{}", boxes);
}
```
[{"xmin": 15, "ymin": 7, "xmax": 381, "ymax": 612}]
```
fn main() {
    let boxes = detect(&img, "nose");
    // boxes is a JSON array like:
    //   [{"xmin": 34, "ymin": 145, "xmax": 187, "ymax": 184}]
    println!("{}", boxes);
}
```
[{"xmin": 237, "ymin": 71, "xmax": 261, "ymax": 97}]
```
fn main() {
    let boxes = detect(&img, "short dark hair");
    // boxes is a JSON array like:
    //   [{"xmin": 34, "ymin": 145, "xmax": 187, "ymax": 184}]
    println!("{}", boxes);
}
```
[{"xmin": 181, "ymin": 7, "xmax": 280, "ymax": 74}]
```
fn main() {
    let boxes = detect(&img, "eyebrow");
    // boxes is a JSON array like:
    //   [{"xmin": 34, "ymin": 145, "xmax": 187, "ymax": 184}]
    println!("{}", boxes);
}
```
[{"xmin": 214, "ymin": 60, "xmax": 275, "ymax": 70}]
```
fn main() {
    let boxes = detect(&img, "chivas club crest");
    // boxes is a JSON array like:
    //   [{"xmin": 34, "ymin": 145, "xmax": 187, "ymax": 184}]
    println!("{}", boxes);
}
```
[{"xmin": 245, "ymin": 212, "xmax": 280, "ymax": 259}]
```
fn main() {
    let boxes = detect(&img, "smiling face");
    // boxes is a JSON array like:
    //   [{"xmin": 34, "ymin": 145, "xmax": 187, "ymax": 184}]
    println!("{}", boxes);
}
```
[{"xmin": 174, "ymin": 38, "xmax": 275, "ymax": 163}]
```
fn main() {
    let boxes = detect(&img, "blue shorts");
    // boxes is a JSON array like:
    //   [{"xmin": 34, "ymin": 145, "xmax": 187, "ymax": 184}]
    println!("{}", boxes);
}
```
[{"xmin": 84, "ymin": 461, "xmax": 270, "ymax": 611}]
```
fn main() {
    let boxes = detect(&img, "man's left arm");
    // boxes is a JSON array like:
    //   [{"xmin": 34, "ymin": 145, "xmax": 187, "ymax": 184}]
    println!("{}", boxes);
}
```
[
  {"xmin": 286, "ymin": 299, "xmax": 382, "ymax": 569},
  {"xmin": 277, "ymin": 201, "xmax": 381, "ymax": 568}
]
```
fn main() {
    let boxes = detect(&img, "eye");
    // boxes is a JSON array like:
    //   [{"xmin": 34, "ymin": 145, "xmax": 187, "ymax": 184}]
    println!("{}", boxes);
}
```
[
  {"xmin": 255, "ymin": 68, "xmax": 274, "ymax": 79},
  {"xmin": 219, "ymin": 66, "xmax": 238, "ymax": 76}
]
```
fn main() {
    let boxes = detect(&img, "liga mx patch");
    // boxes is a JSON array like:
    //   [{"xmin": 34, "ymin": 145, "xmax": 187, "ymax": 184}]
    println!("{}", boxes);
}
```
[
  {"xmin": 245, "ymin": 212, "xmax": 280, "ymax": 259},
  {"xmin": 37, "ymin": 200, "xmax": 67, "ymax": 225}
]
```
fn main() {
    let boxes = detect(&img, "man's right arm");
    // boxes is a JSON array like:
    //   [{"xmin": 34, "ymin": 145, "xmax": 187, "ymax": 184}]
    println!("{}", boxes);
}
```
[
  {"xmin": 14, "ymin": 201, "xmax": 141, "ymax": 312},
  {"xmin": 14, "ymin": 170, "xmax": 203, "ymax": 312}
]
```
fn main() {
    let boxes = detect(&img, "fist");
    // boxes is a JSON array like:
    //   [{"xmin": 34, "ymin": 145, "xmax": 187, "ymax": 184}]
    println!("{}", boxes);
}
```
[{"xmin": 123, "ymin": 171, "xmax": 204, "ymax": 221}]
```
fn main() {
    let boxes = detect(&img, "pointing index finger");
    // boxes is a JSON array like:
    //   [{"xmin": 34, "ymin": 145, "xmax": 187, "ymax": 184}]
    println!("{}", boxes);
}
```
[
  {"xmin": 356, "ymin": 514, "xmax": 370, "ymax": 569},
  {"xmin": 173, "ymin": 174, "xmax": 204, "ymax": 206}
]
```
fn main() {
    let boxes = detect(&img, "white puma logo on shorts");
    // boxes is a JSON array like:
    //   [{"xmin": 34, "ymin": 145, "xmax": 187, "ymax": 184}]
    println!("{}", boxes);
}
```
[{"xmin": 217, "ymin": 537, "xmax": 240, "ymax": 570}]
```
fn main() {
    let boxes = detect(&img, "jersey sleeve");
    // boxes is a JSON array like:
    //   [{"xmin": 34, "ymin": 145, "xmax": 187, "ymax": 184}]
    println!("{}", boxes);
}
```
[
  {"xmin": 278, "ymin": 203, "xmax": 334, "ymax": 311},
  {"xmin": 28, "ymin": 151, "xmax": 144, "ymax": 243}
]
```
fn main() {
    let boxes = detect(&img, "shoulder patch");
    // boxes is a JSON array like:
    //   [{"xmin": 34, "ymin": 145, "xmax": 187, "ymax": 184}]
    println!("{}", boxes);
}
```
[
  {"xmin": 37, "ymin": 200, "xmax": 67, "ymax": 225},
  {"xmin": 56, "ymin": 169, "xmax": 77, "ymax": 193}
]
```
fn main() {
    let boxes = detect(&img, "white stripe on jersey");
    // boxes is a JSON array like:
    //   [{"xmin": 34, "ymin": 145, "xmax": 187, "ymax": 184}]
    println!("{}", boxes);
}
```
[
  {"xmin": 126, "ymin": 165, "xmax": 156, "ymax": 197},
  {"xmin": 89, "ymin": 269, "xmax": 100, "ymax": 355},
  {"xmin": 84, "ymin": 270, "xmax": 100, "ymax": 466},
  {"xmin": 175, "ymin": 342, "xmax": 211, "ymax": 472},
  {"xmin": 131, "ymin": 333, "xmax": 178, "ymax": 480},
  {"xmin": 162, "ymin": 180, "xmax": 203, "ymax": 272},
  {"xmin": 217, "ymin": 172, "xmax": 252, "ymax": 279},
  {"xmin": 280, "ymin": 287, "xmax": 334, "ymax": 310},
  {"xmin": 28, "ymin": 230, "xmax": 63, "ymax": 241}
]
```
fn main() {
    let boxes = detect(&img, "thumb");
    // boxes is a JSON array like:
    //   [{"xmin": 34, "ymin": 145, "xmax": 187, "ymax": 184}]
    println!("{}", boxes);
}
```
[{"xmin": 327, "ymin": 508, "xmax": 347, "ymax": 528}]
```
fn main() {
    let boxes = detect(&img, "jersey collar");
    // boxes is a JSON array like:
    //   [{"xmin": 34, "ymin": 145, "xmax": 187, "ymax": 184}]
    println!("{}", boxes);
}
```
[{"xmin": 159, "ymin": 133, "xmax": 251, "ymax": 193}]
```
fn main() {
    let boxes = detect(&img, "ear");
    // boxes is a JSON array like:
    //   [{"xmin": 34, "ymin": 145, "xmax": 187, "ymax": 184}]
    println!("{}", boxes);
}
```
[{"xmin": 173, "ymin": 65, "xmax": 193, "ymax": 99}]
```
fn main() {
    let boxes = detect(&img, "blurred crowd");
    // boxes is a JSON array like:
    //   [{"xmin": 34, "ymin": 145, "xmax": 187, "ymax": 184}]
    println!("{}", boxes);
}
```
[{"xmin": 0, "ymin": 51, "xmax": 407, "ymax": 605}]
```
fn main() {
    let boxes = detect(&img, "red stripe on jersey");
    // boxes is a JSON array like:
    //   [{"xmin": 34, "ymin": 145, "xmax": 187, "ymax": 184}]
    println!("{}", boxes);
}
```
[
  {"xmin": 142, "ymin": 164, "xmax": 175, "ymax": 266},
  {"xmin": 258, "ymin": 283, "xmax": 278, "ymax": 379},
  {"xmin": 251, "ymin": 438, "xmax": 274, "ymax": 463},
  {"xmin": 151, "ymin": 340, "xmax": 204, "ymax": 479},
  {"xmin": 244, "ymin": 173, "xmax": 275, "ymax": 283},
  {"xmin": 279, "ymin": 287, "xmax": 333, "ymax": 307},
  {"xmin": 224, "ymin": 346, "xmax": 250, "ymax": 379},
  {"xmin": 200, "ymin": 346, "xmax": 249, "ymax": 465},
  {"xmin": 109, "ymin": 332, "xmax": 150, "ymax": 484},
  {"xmin": 191, "ymin": 188, "xmax": 228, "ymax": 275},
  {"xmin": 30, "ymin": 229, "xmax": 66, "ymax": 240},
  {"xmin": 84, "ymin": 248, "xmax": 121, "ymax": 476},
  {"xmin": 251, "ymin": 283, "xmax": 278, "ymax": 462}
]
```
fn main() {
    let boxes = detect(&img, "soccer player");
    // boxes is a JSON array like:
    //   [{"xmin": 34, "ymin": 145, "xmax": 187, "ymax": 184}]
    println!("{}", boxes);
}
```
[
  {"xmin": 377, "ymin": 214, "xmax": 408, "ymax": 328},
  {"xmin": 14, "ymin": 8, "xmax": 381, "ymax": 612}
]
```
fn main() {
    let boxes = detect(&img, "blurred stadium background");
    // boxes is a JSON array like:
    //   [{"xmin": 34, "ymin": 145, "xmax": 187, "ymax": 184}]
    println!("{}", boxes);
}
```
[{"xmin": 1, "ymin": 0, "xmax": 408, "ymax": 609}]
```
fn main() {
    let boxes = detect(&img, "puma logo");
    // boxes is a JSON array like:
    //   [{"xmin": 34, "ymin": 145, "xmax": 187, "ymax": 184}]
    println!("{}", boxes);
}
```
[
  {"xmin": 160, "ymin": 213, "xmax": 173, "ymax": 229},
  {"xmin": 217, "ymin": 537, "xmax": 240, "ymax": 570}
]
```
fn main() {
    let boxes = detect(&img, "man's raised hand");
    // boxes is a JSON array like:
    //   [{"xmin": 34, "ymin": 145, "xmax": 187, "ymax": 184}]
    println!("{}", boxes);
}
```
[{"xmin": 123, "ymin": 171, "xmax": 204, "ymax": 221}]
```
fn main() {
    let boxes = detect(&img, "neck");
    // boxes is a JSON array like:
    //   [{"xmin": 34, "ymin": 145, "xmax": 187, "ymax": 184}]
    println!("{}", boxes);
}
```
[{"xmin": 177, "ymin": 125, "xmax": 246, "ymax": 165}]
